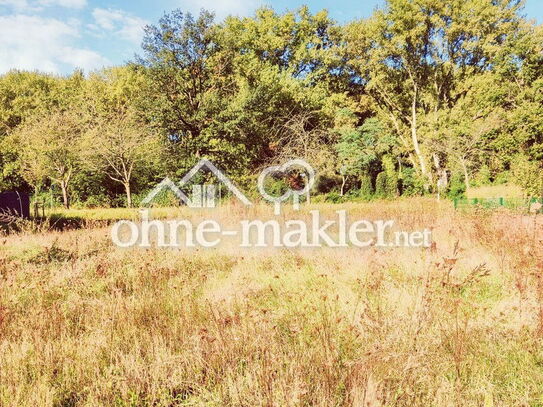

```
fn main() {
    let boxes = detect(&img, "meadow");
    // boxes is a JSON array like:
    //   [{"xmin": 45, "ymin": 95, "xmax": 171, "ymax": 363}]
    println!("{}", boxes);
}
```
[
  {"xmin": 0, "ymin": 199, "xmax": 542, "ymax": 406},
  {"xmin": 1, "ymin": 0, "xmax": 542, "ymax": 405}
]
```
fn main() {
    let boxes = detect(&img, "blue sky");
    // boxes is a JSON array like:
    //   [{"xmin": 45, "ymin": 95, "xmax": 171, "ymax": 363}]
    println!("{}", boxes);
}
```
[{"xmin": 0, "ymin": 0, "xmax": 541, "ymax": 74}]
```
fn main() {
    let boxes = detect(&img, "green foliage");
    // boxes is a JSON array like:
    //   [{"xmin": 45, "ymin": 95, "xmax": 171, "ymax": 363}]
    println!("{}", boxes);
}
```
[
  {"xmin": 400, "ymin": 168, "xmax": 426, "ymax": 197},
  {"xmin": 79, "ymin": 195, "xmax": 111, "ymax": 209},
  {"xmin": 336, "ymin": 118, "xmax": 395, "ymax": 177},
  {"xmin": 31, "ymin": 189, "xmax": 61, "ymax": 208},
  {"xmin": 474, "ymin": 165, "xmax": 492, "ymax": 187},
  {"xmin": 345, "ymin": 0, "xmax": 526, "ymax": 184},
  {"xmin": 359, "ymin": 175, "xmax": 374, "ymax": 199},
  {"xmin": 494, "ymin": 171, "xmax": 510, "ymax": 185},
  {"xmin": 511, "ymin": 155, "xmax": 543, "ymax": 198},
  {"xmin": 0, "ymin": 2, "xmax": 541, "ymax": 206},
  {"xmin": 375, "ymin": 172, "xmax": 388, "ymax": 199},
  {"xmin": 259, "ymin": 175, "xmax": 290, "ymax": 199},
  {"xmin": 323, "ymin": 191, "xmax": 344, "ymax": 204},
  {"xmin": 0, "ymin": 70, "xmax": 83, "ymax": 192},
  {"xmin": 448, "ymin": 173, "xmax": 467, "ymax": 200},
  {"xmin": 381, "ymin": 155, "xmax": 398, "ymax": 197},
  {"xmin": 10, "ymin": 109, "xmax": 84, "ymax": 208}
]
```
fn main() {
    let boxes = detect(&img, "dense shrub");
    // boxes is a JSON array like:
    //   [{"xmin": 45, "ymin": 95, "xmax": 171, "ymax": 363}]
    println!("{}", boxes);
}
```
[
  {"xmin": 323, "ymin": 191, "xmax": 345, "ymax": 203},
  {"xmin": 375, "ymin": 172, "xmax": 388, "ymax": 198},
  {"xmin": 382, "ymin": 155, "xmax": 398, "ymax": 197},
  {"xmin": 82, "ymin": 195, "xmax": 111, "ymax": 209},
  {"xmin": 400, "ymin": 168, "xmax": 425, "ymax": 196},
  {"xmin": 494, "ymin": 171, "xmax": 510, "ymax": 185},
  {"xmin": 448, "ymin": 172, "xmax": 466, "ymax": 199},
  {"xmin": 511, "ymin": 155, "xmax": 543, "ymax": 197},
  {"xmin": 359, "ymin": 175, "xmax": 374, "ymax": 199},
  {"xmin": 473, "ymin": 165, "xmax": 492, "ymax": 186}
]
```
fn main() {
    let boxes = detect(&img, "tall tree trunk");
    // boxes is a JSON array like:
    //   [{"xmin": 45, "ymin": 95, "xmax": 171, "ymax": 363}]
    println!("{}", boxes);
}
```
[
  {"xmin": 60, "ymin": 181, "xmax": 69, "ymax": 209},
  {"xmin": 124, "ymin": 182, "xmax": 132, "ymax": 208},
  {"xmin": 434, "ymin": 154, "xmax": 448, "ymax": 200},
  {"xmin": 411, "ymin": 89, "xmax": 429, "ymax": 183},
  {"xmin": 460, "ymin": 158, "xmax": 470, "ymax": 192}
]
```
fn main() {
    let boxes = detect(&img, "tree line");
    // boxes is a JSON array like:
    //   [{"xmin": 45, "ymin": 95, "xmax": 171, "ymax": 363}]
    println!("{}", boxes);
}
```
[{"xmin": 0, "ymin": 0, "xmax": 542, "ymax": 208}]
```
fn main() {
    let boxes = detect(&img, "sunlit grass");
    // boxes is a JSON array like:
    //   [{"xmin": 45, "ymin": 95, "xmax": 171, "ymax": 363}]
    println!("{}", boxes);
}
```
[
  {"xmin": 1, "ymin": 200, "xmax": 542, "ymax": 406},
  {"xmin": 466, "ymin": 184, "xmax": 524, "ymax": 199}
]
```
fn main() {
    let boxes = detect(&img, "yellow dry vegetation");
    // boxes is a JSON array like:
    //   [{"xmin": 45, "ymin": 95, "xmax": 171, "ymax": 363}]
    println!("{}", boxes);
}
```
[{"xmin": 0, "ymin": 200, "xmax": 542, "ymax": 406}]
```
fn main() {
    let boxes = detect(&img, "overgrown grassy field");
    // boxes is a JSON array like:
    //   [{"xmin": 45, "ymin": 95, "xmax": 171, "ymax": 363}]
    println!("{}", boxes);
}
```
[{"xmin": 1, "ymin": 200, "xmax": 542, "ymax": 406}]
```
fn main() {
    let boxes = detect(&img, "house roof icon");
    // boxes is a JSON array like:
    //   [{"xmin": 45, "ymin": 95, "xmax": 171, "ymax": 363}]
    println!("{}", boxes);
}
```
[{"xmin": 141, "ymin": 159, "xmax": 252, "ymax": 207}]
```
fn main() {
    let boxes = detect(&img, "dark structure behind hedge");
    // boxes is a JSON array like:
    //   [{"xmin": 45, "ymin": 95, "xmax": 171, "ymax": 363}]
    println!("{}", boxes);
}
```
[{"xmin": 0, "ymin": 192, "xmax": 30, "ymax": 218}]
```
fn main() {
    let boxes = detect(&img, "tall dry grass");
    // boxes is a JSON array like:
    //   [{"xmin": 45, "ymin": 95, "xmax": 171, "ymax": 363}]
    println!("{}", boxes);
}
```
[{"xmin": 0, "ymin": 199, "xmax": 542, "ymax": 406}]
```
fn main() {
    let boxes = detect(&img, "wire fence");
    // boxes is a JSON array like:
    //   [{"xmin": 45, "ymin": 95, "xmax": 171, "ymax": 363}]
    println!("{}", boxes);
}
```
[{"xmin": 453, "ymin": 197, "xmax": 543, "ymax": 213}]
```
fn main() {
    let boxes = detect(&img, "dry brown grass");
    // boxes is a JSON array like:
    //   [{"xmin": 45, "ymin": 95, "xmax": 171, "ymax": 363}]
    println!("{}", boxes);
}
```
[{"xmin": 0, "ymin": 199, "xmax": 542, "ymax": 406}]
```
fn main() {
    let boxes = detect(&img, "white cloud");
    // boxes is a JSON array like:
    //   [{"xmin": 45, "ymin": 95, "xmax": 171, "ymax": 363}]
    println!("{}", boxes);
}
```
[
  {"xmin": 91, "ymin": 8, "xmax": 148, "ymax": 44},
  {"xmin": 39, "ymin": 0, "xmax": 86, "ymax": 8},
  {"xmin": 0, "ymin": 14, "xmax": 109, "ymax": 74},
  {"xmin": 0, "ymin": 0, "xmax": 31, "ymax": 10}
]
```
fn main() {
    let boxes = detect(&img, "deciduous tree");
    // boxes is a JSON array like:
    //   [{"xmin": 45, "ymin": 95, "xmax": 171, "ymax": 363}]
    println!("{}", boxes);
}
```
[{"xmin": 11, "ymin": 110, "xmax": 84, "ymax": 208}]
